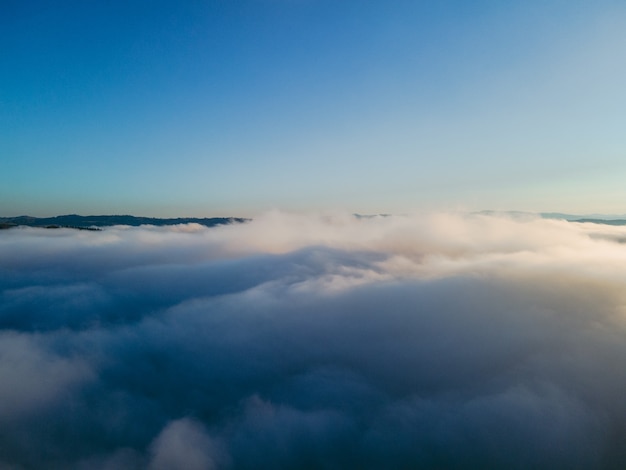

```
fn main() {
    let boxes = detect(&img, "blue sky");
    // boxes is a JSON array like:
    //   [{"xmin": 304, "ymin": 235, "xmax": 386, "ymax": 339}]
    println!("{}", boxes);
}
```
[{"xmin": 2, "ymin": 0, "xmax": 626, "ymax": 217}]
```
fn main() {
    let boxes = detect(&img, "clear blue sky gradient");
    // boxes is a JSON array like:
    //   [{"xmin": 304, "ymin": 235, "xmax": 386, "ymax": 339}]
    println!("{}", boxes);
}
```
[{"xmin": 2, "ymin": 0, "xmax": 626, "ymax": 216}]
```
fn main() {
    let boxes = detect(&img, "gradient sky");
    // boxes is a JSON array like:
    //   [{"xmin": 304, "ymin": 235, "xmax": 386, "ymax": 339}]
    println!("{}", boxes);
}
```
[{"xmin": 2, "ymin": 0, "xmax": 626, "ymax": 217}]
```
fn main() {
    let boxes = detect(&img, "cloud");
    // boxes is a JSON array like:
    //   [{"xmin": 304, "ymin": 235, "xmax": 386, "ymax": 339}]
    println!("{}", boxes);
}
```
[
  {"xmin": 149, "ymin": 418, "xmax": 225, "ymax": 470},
  {"xmin": 0, "ymin": 332, "xmax": 92, "ymax": 420},
  {"xmin": 1, "ymin": 213, "xmax": 626, "ymax": 468}
]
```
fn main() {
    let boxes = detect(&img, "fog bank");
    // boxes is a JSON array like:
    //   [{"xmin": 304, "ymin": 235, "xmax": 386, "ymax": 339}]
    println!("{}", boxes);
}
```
[{"xmin": 1, "ymin": 212, "xmax": 626, "ymax": 468}]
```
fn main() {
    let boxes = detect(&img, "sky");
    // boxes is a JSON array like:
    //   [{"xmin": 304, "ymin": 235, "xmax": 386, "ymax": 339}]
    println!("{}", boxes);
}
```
[
  {"xmin": 2, "ymin": 0, "xmax": 626, "ymax": 217},
  {"xmin": 2, "ymin": 212, "xmax": 626, "ymax": 468},
  {"xmin": 5, "ymin": 4, "xmax": 626, "ymax": 465}
]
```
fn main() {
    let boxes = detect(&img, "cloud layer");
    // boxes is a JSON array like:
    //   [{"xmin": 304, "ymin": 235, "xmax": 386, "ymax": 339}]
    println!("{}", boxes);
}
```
[{"xmin": 1, "ymin": 212, "xmax": 626, "ymax": 469}]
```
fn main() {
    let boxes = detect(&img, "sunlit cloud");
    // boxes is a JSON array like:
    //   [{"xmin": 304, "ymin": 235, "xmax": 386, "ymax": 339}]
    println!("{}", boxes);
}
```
[{"xmin": 1, "ymin": 212, "xmax": 626, "ymax": 468}]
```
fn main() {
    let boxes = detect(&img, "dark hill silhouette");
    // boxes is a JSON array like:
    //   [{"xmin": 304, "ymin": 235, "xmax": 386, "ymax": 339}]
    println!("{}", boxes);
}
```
[{"xmin": 0, "ymin": 214, "xmax": 249, "ymax": 230}]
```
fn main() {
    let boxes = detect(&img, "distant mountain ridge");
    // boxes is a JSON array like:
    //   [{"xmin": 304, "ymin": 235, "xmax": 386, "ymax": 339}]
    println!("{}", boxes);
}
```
[
  {"xmin": 475, "ymin": 210, "xmax": 626, "ymax": 225},
  {"xmin": 0, "ymin": 214, "xmax": 249, "ymax": 230},
  {"xmin": 3, "ymin": 213, "xmax": 626, "ymax": 231},
  {"xmin": 540, "ymin": 213, "xmax": 626, "ymax": 225},
  {"xmin": 540, "ymin": 212, "xmax": 626, "ymax": 221}
]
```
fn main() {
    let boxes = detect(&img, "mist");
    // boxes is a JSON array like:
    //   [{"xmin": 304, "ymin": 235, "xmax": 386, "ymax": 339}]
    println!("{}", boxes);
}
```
[{"xmin": 1, "ymin": 212, "xmax": 626, "ymax": 469}]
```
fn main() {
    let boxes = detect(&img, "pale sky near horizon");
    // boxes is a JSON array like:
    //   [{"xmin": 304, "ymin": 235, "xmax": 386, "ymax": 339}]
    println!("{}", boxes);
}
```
[{"xmin": 2, "ymin": 0, "xmax": 626, "ymax": 217}]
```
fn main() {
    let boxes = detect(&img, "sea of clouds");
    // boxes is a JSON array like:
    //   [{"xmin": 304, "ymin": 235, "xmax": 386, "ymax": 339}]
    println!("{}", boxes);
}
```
[{"xmin": 1, "ymin": 211, "xmax": 626, "ymax": 469}]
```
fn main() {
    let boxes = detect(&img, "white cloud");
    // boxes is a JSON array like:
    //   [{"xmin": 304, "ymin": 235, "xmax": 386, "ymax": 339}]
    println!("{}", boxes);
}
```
[
  {"xmin": 1, "ymin": 212, "xmax": 626, "ymax": 467},
  {"xmin": 149, "ymin": 419, "xmax": 224, "ymax": 470}
]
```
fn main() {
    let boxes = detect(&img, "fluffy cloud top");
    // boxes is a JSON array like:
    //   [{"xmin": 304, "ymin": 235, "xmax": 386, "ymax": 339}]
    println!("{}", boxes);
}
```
[{"xmin": 1, "ymin": 212, "xmax": 626, "ymax": 469}]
